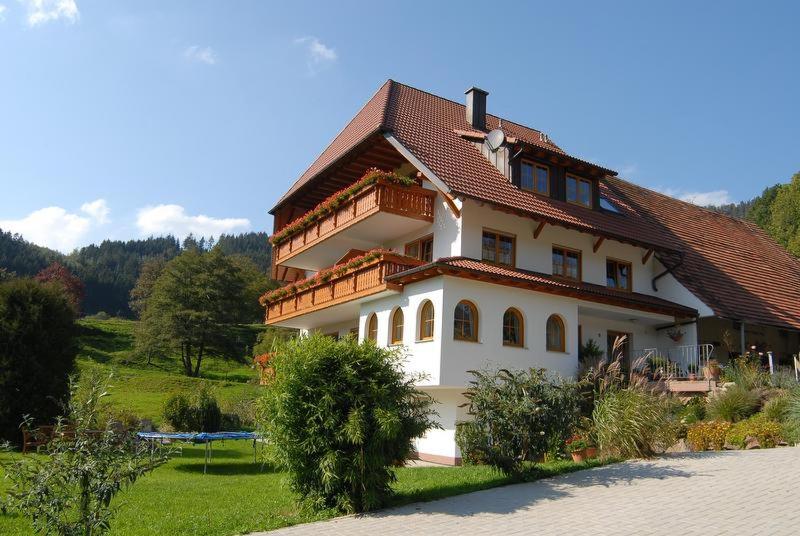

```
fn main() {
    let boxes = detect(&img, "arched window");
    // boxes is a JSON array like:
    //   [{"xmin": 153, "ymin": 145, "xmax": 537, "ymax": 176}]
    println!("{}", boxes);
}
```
[
  {"xmin": 503, "ymin": 308, "xmax": 524, "ymax": 347},
  {"xmin": 419, "ymin": 300, "xmax": 435, "ymax": 341},
  {"xmin": 390, "ymin": 308, "xmax": 404, "ymax": 345},
  {"xmin": 546, "ymin": 314, "xmax": 566, "ymax": 352},
  {"xmin": 366, "ymin": 313, "xmax": 378, "ymax": 342},
  {"xmin": 454, "ymin": 300, "xmax": 478, "ymax": 342}
]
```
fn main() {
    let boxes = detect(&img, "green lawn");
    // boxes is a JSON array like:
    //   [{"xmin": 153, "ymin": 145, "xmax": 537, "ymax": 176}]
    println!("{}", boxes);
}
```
[
  {"xmin": 74, "ymin": 318, "xmax": 263, "ymax": 426},
  {"xmin": 0, "ymin": 441, "xmax": 609, "ymax": 535}
]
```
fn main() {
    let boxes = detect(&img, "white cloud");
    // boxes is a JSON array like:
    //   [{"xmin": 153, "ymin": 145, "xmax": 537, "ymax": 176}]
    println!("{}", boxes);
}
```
[
  {"xmin": 617, "ymin": 163, "xmax": 638, "ymax": 177},
  {"xmin": 294, "ymin": 36, "xmax": 337, "ymax": 74},
  {"xmin": 0, "ymin": 5, "xmax": 8, "ymax": 22},
  {"xmin": 136, "ymin": 204, "xmax": 250, "ymax": 239},
  {"xmin": 19, "ymin": 0, "xmax": 79, "ymax": 27},
  {"xmin": 80, "ymin": 198, "xmax": 110, "ymax": 224},
  {"xmin": 184, "ymin": 45, "xmax": 218, "ymax": 65},
  {"xmin": 0, "ymin": 198, "xmax": 109, "ymax": 252},
  {"xmin": 658, "ymin": 188, "xmax": 733, "ymax": 206}
]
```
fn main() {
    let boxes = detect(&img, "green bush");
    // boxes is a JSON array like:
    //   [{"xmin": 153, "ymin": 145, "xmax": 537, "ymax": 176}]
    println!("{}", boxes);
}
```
[
  {"xmin": 592, "ymin": 387, "xmax": 677, "ymax": 458},
  {"xmin": 783, "ymin": 388, "xmax": 800, "ymax": 444},
  {"xmin": 686, "ymin": 420, "xmax": 731, "ymax": 451},
  {"xmin": 725, "ymin": 414, "xmax": 783, "ymax": 449},
  {"xmin": 722, "ymin": 357, "xmax": 770, "ymax": 390},
  {"xmin": 256, "ymin": 334, "xmax": 437, "ymax": 513},
  {"xmin": 706, "ymin": 385, "xmax": 760, "ymax": 422},
  {"xmin": 457, "ymin": 368, "xmax": 581, "ymax": 475},
  {"xmin": 454, "ymin": 421, "xmax": 489, "ymax": 465},
  {"xmin": 0, "ymin": 278, "xmax": 77, "ymax": 443},
  {"xmin": 762, "ymin": 393, "xmax": 791, "ymax": 422},
  {"xmin": 676, "ymin": 396, "xmax": 706, "ymax": 426},
  {"xmin": 162, "ymin": 385, "xmax": 222, "ymax": 432}
]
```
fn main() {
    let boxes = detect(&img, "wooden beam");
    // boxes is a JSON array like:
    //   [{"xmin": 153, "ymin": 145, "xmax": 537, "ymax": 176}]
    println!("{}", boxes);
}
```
[
  {"xmin": 642, "ymin": 249, "xmax": 654, "ymax": 265},
  {"xmin": 593, "ymin": 236, "xmax": 605, "ymax": 253},
  {"xmin": 533, "ymin": 221, "xmax": 547, "ymax": 239}
]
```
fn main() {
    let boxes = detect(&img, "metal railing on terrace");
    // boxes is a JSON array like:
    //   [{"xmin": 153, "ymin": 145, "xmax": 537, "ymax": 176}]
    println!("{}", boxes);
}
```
[{"xmin": 630, "ymin": 344, "xmax": 715, "ymax": 380}]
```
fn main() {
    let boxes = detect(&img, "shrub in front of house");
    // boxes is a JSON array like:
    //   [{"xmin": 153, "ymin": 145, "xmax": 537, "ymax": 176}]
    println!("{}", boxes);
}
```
[
  {"xmin": 686, "ymin": 420, "xmax": 732, "ymax": 451},
  {"xmin": 592, "ymin": 386, "xmax": 678, "ymax": 458},
  {"xmin": 456, "ymin": 368, "xmax": 581, "ymax": 475},
  {"xmin": 725, "ymin": 414, "xmax": 783, "ymax": 449},
  {"xmin": 706, "ymin": 385, "xmax": 760, "ymax": 422},
  {"xmin": 256, "ymin": 334, "xmax": 437, "ymax": 514}
]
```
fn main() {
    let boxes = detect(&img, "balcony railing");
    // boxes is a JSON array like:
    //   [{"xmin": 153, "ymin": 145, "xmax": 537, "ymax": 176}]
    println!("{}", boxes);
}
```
[
  {"xmin": 264, "ymin": 252, "xmax": 425, "ymax": 325},
  {"xmin": 631, "ymin": 344, "xmax": 715, "ymax": 379},
  {"xmin": 273, "ymin": 180, "xmax": 436, "ymax": 264}
]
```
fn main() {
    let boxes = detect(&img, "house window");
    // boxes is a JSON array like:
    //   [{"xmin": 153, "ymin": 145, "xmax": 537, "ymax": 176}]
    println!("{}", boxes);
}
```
[
  {"xmin": 419, "ymin": 300, "xmax": 435, "ymax": 341},
  {"xmin": 390, "ymin": 308, "xmax": 404, "ymax": 345},
  {"xmin": 502, "ymin": 308, "xmax": 524, "ymax": 347},
  {"xmin": 454, "ymin": 300, "xmax": 478, "ymax": 342},
  {"xmin": 520, "ymin": 161, "xmax": 549, "ymax": 195},
  {"xmin": 606, "ymin": 259, "xmax": 632, "ymax": 291},
  {"xmin": 546, "ymin": 314, "xmax": 566, "ymax": 352},
  {"xmin": 366, "ymin": 313, "xmax": 378, "ymax": 342},
  {"xmin": 481, "ymin": 229, "xmax": 515, "ymax": 267},
  {"xmin": 552, "ymin": 246, "xmax": 582, "ymax": 280},
  {"xmin": 405, "ymin": 235, "xmax": 434, "ymax": 262},
  {"xmin": 566, "ymin": 174, "xmax": 593, "ymax": 208}
]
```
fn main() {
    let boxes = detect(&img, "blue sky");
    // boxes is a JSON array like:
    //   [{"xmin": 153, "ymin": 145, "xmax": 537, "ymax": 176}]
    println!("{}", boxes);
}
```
[{"xmin": 1, "ymin": 0, "xmax": 798, "ymax": 252}]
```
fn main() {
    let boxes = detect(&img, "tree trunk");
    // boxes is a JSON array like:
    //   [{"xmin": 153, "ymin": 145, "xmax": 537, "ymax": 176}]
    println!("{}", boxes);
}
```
[
  {"xmin": 193, "ymin": 340, "xmax": 205, "ymax": 377},
  {"xmin": 182, "ymin": 342, "xmax": 193, "ymax": 376}
]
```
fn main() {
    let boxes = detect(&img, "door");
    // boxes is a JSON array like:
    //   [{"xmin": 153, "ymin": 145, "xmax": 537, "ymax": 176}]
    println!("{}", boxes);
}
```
[{"xmin": 606, "ymin": 331, "xmax": 631, "ymax": 368}]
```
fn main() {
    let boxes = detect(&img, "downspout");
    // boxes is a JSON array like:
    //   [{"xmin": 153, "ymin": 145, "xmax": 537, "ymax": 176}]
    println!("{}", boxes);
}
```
[{"xmin": 652, "ymin": 252, "xmax": 685, "ymax": 292}]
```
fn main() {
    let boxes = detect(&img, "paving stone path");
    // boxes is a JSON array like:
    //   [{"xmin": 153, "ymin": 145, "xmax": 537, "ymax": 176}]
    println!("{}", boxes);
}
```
[{"xmin": 253, "ymin": 447, "xmax": 800, "ymax": 535}]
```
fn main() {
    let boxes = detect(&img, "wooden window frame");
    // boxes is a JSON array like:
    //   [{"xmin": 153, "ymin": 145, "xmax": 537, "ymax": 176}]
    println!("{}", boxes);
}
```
[
  {"xmin": 366, "ymin": 313, "xmax": 378, "ymax": 342},
  {"xmin": 453, "ymin": 300, "xmax": 479, "ymax": 342},
  {"xmin": 419, "ymin": 300, "xmax": 435, "ymax": 342},
  {"xmin": 520, "ymin": 159, "xmax": 550, "ymax": 196},
  {"xmin": 606, "ymin": 257, "xmax": 633, "ymax": 292},
  {"xmin": 546, "ymin": 314, "xmax": 566, "ymax": 352},
  {"xmin": 405, "ymin": 234, "xmax": 434, "ymax": 262},
  {"xmin": 389, "ymin": 308, "xmax": 404, "ymax": 345},
  {"xmin": 481, "ymin": 228, "xmax": 516, "ymax": 267},
  {"xmin": 502, "ymin": 307, "xmax": 524, "ymax": 347},
  {"xmin": 551, "ymin": 245, "xmax": 582, "ymax": 281},
  {"xmin": 566, "ymin": 174, "xmax": 593, "ymax": 208}
]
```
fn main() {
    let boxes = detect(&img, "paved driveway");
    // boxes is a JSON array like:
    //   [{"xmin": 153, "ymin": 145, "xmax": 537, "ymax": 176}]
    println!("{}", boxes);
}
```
[{"xmin": 255, "ymin": 447, "xmax": 799, "ymax": 535}]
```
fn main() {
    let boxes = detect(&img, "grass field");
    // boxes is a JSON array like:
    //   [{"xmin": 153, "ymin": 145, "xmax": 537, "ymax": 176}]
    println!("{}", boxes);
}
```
[
  {"xmin": 0, "ymin": 318, "xmax": 612, "ymax": 535},
  {"xmin": 0, "ymin": 441, "xmax": 609, "ymax": 535}
]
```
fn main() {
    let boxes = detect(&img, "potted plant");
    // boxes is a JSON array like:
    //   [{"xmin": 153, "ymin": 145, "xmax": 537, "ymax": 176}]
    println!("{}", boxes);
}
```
[
  {"xmin": 687, "ymin": 363, "xmax": 699, "ymax": 381},
  {"xmin": 666, "ymin": 326, "xmax": 685, "ymax": 342},
  {"xmin": 566, "ymin": 436, "xmax": 589, "ymax": 462},
  {"xmin": 704, "ymin": 359, "xmax": 721, "ymax": 381}
]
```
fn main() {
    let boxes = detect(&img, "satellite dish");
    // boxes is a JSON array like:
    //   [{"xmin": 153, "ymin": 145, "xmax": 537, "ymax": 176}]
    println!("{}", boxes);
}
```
[{"xmin": 486, "ymin": 128, "xmax": 506, "ymax": 152}]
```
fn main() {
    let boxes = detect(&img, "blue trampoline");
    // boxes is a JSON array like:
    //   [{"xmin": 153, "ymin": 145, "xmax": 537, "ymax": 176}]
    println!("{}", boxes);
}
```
[{"xmin": 137, "ymin": 431, "xmax": 260, "ymax": 473}]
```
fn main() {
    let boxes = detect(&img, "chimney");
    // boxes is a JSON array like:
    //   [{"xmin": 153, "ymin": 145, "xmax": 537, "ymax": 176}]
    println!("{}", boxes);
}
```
[{"xmin": 465, "ymin": 86, "xmax": 489, "ymax": 131}]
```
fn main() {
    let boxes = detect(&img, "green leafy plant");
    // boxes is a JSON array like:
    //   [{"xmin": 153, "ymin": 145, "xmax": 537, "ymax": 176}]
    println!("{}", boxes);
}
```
[
  {"xmin": 676, "ymin": 396, "xmax": 706, "ymax": 426},
  {"xmin": 725, "ymin": 414, "xmax": 783, "ymax": 449},
  {"xmin": 256, "ymin": 334, "xmax": 437, "ymax": 513},
  {"xmin": 456, "ymin": 368, "xmax": 581, "ymax": 475},
  {"xmin": 722, "ymin": 356, "xmax": 770, "ymax": 390},
  {"xmin": 762, "ymin": 393, "xmax": 791, "ymax": 422},
  {"xmin": 782, "ymin": 387, "xmax": 800, "ymax": 444},
  {"xmin": 706, "ymin": 385, "xmax": 760, "ymax": 422},
  {"xmin": 686, "ymin": 420, "xmax": 731, "ymax": 451},
  {"xmin": 0, "ymin": 372, "xmax": 169, "ymax": 535},
  {"xmin": 592, "ymin": 386, "xmax": 677, "ymax": 458},
  {"xmin": 162, "ymin": 384, "xmax": 222, "ymax": 432},
  {"xmin": 565, "ymin": 436, "xmax": 589, "ymax": 453}
]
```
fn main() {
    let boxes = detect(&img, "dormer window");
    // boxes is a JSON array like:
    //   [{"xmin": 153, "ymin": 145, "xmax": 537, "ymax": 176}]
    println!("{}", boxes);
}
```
[
  {"xmin": 566, "ymin": 174, "xmax": 592, "ymax": 208},
  {"xmin": 521, "ymin": 161, "xmax": 549, "ymax": 195}
]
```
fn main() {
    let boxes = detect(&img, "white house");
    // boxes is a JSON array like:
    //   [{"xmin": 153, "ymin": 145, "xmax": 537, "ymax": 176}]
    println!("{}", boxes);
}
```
[{"xmin": 262, "ymin": 81, "xmax": 800, "ymax": 464}]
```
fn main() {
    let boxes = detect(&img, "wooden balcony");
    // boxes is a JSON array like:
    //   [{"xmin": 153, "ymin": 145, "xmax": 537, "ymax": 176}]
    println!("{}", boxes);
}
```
[
  {"xmin": 272, "ymin": 180, "xmax": 436, "ymax": 271},
  {"xmin": 265, "ymin": 252, "xmax": 425, "ymax": 326}
]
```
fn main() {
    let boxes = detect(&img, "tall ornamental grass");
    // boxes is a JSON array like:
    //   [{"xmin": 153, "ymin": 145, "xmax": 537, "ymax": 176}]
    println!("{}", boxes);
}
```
[{"xmin": 256, "ymin": 334, "xmax": 437, "ymax": 514}]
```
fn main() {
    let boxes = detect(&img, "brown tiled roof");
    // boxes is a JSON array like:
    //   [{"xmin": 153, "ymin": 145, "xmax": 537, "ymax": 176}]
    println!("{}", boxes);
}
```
[
  {"xmin": 272, "ymin": 79, "xmax": 800, "ymax": 330},
  {"xmin": 602, "ymin": 178, "xmax": 800, "ymax": 330},
  {"xmin": 387, "ymin": 257, "xmax": 697, "ymax": 318}
]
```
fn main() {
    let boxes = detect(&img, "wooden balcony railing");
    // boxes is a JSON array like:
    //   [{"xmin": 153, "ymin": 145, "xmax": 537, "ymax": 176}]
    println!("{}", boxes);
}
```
[
  {"xmin": 273, "ymin": 181, "xmax": 436, "ymax": 264},
  {"xmin": 265, "ymin": 253, "xmax": 425, "ymax": 324}
]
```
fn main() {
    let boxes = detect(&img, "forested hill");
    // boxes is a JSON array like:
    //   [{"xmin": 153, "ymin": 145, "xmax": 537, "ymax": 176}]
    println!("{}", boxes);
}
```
[
  {"xmin": 708, "ymin": 171, "xmax": 800, "ymax": 257},
  {"xmin": 0, "ymin": 230, "xmax": 272, "ymax": 317}
]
